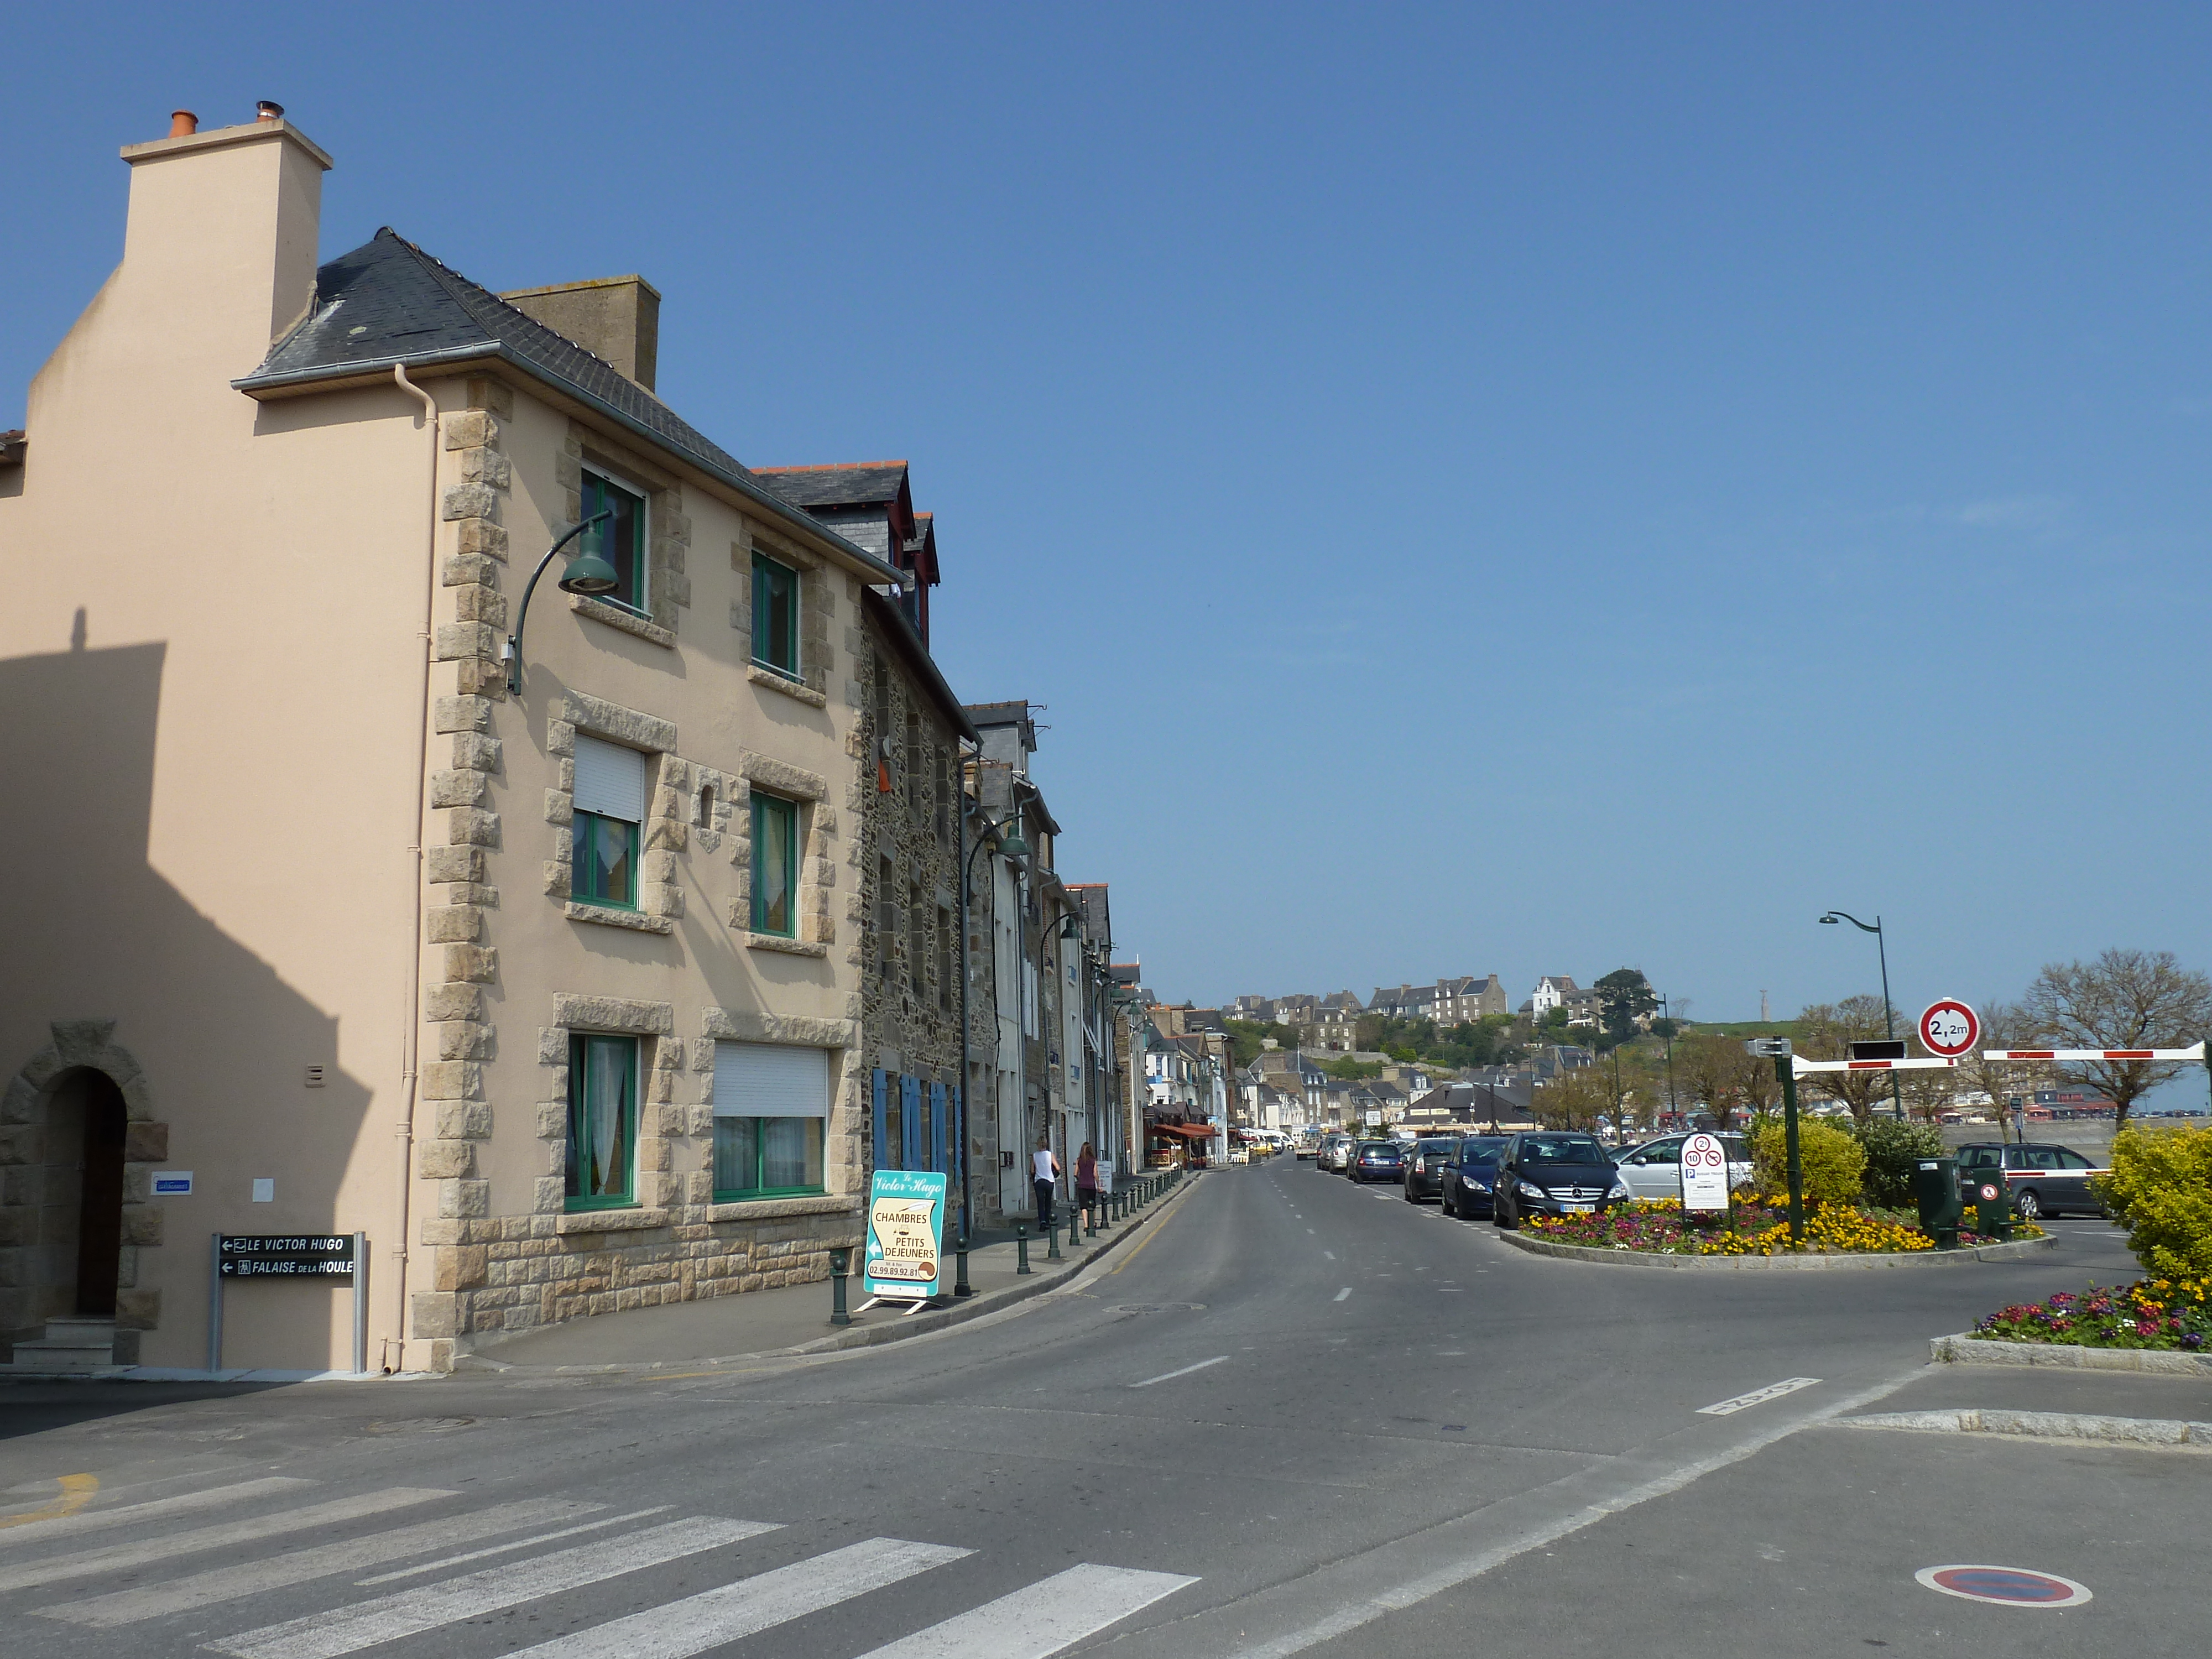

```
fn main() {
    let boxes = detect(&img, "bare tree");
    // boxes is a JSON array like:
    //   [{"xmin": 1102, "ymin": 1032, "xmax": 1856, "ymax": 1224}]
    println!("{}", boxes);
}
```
[
  {"xmin": 2021, "ymin": 950, "xmax": 2212, "ymax": 1125},
  {"xmin": 1796, "ymin": 995, "xmax": 1896, "ymax": 1124},
  {"xmin": 1673, "ymin": 1033, "xmax": 1749, "ymax": 1130},
  {"xmin": 1949, "ymin": 1000, "xmax": 2050, "ymax": 1142}
]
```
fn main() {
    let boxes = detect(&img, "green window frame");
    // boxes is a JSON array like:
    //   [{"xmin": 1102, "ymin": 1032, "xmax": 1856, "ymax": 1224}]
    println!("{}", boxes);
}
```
[
  {"xmin": 571, "ymin": 810, "xmax": 639, "ymax": 908},
  {"xmin": 751, "ymin": 793, "xmax": 798, "ymax": 936},
  {"xmin": 752, "ymin": 552, "xmax": 800, "ymax": 678},
  {"xmin": 582, "ymin": 469, "xmax": 648, "ymax": 613},
  {"xmin": 712, "ymin": 1115, "xmax": 826, "ymax": 1201},
  {"xmin": 566, "ymin": 1034, "xmax": 637, "ymax": 1210}
]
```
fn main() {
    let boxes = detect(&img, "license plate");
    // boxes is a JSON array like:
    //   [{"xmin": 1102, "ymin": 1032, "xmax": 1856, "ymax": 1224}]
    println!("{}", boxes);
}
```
[{"xmin": 1563, "ymin": 1203, "xmax": 1595, "ymax": 1214}]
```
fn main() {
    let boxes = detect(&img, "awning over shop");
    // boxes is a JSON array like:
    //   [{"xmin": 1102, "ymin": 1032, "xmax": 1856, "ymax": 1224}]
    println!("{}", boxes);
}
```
[{"xmin": 1148, "ymin": 1121, "xmax": 1214, "ymax": 1141}]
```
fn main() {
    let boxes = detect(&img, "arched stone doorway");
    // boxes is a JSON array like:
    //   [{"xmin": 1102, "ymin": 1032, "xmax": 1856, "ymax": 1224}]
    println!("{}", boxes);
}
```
[
  {"xmin": 1, "ymin": 1020, "xmax": 165, "ymax": 1368},
  {"xmin": 42, "ymin": 1067, "xmax": 128, "ymax": 1317}
]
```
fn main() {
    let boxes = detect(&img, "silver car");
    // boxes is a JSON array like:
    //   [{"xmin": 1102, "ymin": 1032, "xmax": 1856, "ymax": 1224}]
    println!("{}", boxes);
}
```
[{"xmin": 1612, "ymin": 1133, "xmax": 1754, "ymax": 1202}]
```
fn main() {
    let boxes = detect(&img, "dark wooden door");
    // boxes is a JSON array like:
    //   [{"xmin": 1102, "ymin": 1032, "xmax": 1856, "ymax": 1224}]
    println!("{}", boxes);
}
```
[{"xmin": 75, "ymin": 1074, "xmax": 127, "ymax": 1316}]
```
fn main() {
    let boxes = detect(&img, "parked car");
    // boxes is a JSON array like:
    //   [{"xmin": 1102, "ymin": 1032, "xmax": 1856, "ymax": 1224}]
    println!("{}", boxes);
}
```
[
  {"xmin": 1319, "ymin": 1135, "xmax": 1354, "ymax": 1173},
  {"xmin": 1401, "ymin": 1137, "xmax": 1460, "ymax": 1203},
  {"xmin": 1954, "ymin": 1142, "xmax": 2109, "ymax": 1220},
  {"xmin": 1439, "ymin": 1135, "xmax": 1509, "ymax": 1219},
  {"xmin": 1490, "ymin": 1131, "xmax": 1631, "ymax": 1228},
  {"xmin": 1350, "ymin": 1140, "xmax": 1406, "ymax": 1183},
  {"xmin": 1611, "ymin": 1133, "xmax": 1754, "ymax": 1202}
]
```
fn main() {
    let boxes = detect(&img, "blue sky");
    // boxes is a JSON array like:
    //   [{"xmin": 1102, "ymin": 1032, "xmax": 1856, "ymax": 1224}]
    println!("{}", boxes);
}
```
[{"xmin": 8, "ymin": 4, "xmax": 2212, "ymax": 1041}]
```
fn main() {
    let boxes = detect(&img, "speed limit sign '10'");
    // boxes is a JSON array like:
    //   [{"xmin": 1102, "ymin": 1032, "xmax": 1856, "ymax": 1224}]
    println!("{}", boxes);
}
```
[{"xmin": 1919, "ymin": 999, "xmax": 1981, "ymax": 1058}]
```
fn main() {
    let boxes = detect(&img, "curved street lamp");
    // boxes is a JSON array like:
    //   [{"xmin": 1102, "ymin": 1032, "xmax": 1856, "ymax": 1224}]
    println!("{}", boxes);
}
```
[
  {"xmin": 503, "ymin": 510, "xmax": 618, "ymax": 693},
  {"xmin": 954, "ymin": 801, "xmax": 1031, "ymax": 1255},
  {"xmin": 1819, "ymin": 910, "xmax": 1905, "ymax": 1121}
]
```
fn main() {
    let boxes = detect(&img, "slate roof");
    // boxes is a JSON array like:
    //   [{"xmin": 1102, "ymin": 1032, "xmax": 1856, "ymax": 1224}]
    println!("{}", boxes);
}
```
[
  {"xmin": 752, "ymin": 461, "xmax": 909, "ymax": 510},
  {"xmin": 233, "ymin": 228, "xmax": 899, "ymax": 584}
]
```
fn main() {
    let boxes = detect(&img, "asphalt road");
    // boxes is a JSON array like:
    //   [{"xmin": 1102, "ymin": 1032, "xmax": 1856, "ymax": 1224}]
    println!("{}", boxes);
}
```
[{"xmin": 0, "ymin": 1160, "xmax": 2189, "ymax": 1658}]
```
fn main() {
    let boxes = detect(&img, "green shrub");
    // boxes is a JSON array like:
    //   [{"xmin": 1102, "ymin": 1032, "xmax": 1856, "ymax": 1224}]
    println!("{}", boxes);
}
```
[
  {"xmin": 2097, "ymin": 1124, "xmax": 2212, "ymax": 1278},
  {"xmin": 1854, "ymin": 1118, "xmax": 1946, "ymax": 1208},
  {"xmin": 1751, "ymin": 1118, "xmax": 1866, "ymax": 1209}
]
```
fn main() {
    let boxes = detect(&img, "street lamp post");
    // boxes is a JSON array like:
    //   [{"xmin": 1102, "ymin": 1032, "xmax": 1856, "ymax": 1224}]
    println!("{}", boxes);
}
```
[
  {"xmin": 1819, "ymin": 910, "xmax": 1905, "ymax": 1122},
  {"xmin": 956, "ymin": 796, "xmax": 1030, "ymax": 1259},
  {"xmin": 1658, "ymin": 993, "xmax": 1677, "ymax": 1128},
  {"xmin": 502, "ymin": 510, "xmax": 617, "ymax": 693}
]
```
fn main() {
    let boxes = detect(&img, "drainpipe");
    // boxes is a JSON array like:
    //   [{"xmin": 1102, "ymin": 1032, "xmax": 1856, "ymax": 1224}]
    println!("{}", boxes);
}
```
[{"xmin": 389, "ymin": 364, "xmax": 438, "ymax": 1373}]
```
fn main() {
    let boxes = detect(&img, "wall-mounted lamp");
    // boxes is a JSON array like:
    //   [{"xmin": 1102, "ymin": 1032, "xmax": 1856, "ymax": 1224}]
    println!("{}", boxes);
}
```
[{"xmin": 503, "ymin": 509, "xmax": 617, "ymax": 693}]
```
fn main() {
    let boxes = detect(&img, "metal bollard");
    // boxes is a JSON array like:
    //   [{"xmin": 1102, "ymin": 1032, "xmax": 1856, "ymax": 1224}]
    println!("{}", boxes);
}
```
[
  {"xmin": 1015, "ymin": 1221, "xmax": 1031, "ymax": 1275},
  {"xmin": 1097, "ymin": 1194, "xmax": 1111, "ymax": 1234},
  {"xmin": 953, "ymin": 1231, "xmax": 973, "ymax": 1297},
  {"xmin": 1047, "ymin": 1209, "xmax": 1062, "ymax": 1259},
  {"xmin": 828, "ymin": 1245, "xmax": 853, "ymax": 1327},
  {"xmin": 1070, "ymin": 1204, "xmax": 1083, "ymax": 1248}
]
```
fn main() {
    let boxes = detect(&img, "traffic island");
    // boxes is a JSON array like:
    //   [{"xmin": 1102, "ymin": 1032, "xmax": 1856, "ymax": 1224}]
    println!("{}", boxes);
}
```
[
  {"xmin": 1929, "ymin": 1333, "xmax": 2212, "ymax": 1375},
  {"xmin": 1494, "ymin": 1230, "xmax": 2057, "ymax": 1271},
  {"xmin": 1932, "ymin": 1275, "xmax": 2212, "ymax": 1371}
]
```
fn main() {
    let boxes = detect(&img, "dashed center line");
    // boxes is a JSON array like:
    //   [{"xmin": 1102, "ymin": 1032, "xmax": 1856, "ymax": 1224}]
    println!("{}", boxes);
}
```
[
  {"xmin": 1130, "ymin": 1357, "xmax": 1230, "ymax": 1389},
  {"xmin": 1333, "ymin": 1287, "xmax": 1352, "ymax": 1302}
]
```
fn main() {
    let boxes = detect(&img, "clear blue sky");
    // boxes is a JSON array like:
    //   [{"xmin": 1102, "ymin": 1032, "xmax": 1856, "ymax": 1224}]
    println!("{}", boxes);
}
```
[{"xmin": 8, "ymin": 4, "xmax": 2211, "ymax": 1039}]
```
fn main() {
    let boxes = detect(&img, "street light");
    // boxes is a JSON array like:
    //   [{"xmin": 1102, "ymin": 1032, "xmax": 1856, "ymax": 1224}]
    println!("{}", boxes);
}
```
[
  {"xmin": 503, "ymin": 510, "xmax": 618, "ymax": 693},
  {"xmin": 1819, "ymin": 910, "xmax": 1905, "ymax": 1121},
  {"xmin": 1658, "ymin": 992, "xmax": 1677, "ymax": 1128}
]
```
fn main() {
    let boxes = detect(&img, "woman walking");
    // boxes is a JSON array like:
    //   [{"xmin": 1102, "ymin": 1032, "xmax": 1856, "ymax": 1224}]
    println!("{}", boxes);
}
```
[
  {"xmin": 1075, "ymin": 1141, "xmax": 1099, "ymax": 1232},
  {"xmin": 1031, "ymin": 1136, "xmax": 1060, "ymax": 1235}
]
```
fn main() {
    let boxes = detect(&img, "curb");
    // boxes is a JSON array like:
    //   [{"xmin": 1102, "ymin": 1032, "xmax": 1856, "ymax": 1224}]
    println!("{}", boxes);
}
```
[
  {"xmin": 1929, "ymin": 1332, "xmax": 2212, "ymax": 1375},
  {"xmin": 1491, "ymin": 1231, "xmax": 2059, "ymax": 1270},
  {"xmin": 450, "ymin": 1173, "xmax": 1208, "ymax": 1379},
  {"xmin": 1838, "ymin": 1406, "xmax": 2212, "ymax": 1449}
]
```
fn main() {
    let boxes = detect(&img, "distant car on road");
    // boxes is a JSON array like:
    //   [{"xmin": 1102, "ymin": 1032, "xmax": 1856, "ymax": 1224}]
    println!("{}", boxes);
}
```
[
  {"xmin": 1439, "ymin": 1135, "xmax": 1509, "ymax": 1219},
  {"xmin": 1611, "ymin": 1133, "xmax": 1754, "ymax": 1202},
  {"xmin": 1490, "ymin": 1131, "xmax": 1631, "ymax": 1228},
  {"xmin": 1954, "ymin": 1142, "xmax": 2109, "ymax": 1220},
  {"xmin": 1401, "ymin": 1137, "xmax": 1459, "ymax": 1203},
  {"xmin": 1350, "ymin": 1140, "xmax": 1406, "ymax": 1183},
  {"xmin": 1319, "ymin": 1135, "xmax": 1354, "ymax": 1173}
]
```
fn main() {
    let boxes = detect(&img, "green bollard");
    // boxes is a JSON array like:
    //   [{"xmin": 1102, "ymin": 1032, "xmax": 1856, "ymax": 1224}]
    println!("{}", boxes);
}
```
[
  {"xmin": 1015, "ymin": 1221, "xmax": 1031, "ymax": 1276},
  {"xmin": 828, "ymin": 1245, "xmax": 852, "ymax": 1327},
  {"xmin": 953, "ymin": 1230, "xmax": 973, "ymax": 1297},
  {"xmin": 1046, "ymin": 1206, "xmax": 1062, "ymax": 1260},
  {"xmin": 1070, "ymin": 1204, "xmax": 1082, "ymax": 1248},
  {"xmin": 1085, "ymin": 1198, "xmax": 1097, "ymax": 1239}
]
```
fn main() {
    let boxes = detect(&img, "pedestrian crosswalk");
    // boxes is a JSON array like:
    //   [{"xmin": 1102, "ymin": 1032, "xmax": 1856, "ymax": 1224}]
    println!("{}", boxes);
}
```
[{"xmin": 3, "ymin": 1474, "xmax": 1197, "ymax": 1658}]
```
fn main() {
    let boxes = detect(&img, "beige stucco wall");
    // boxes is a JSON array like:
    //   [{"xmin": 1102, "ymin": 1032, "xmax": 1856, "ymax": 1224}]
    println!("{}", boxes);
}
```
[
  {"xmin": 1, "ymin": 115, "xmax": 881, "ymax": 1373},
  {"xmin": 0, "ymin": 122, "xmax": 427, "ymax": 1370}
]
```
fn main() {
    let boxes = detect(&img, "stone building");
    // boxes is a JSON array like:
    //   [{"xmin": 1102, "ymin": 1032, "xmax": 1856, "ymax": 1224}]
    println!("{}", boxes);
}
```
[{"xmin": 0, "ymin": 108, "xmax": 915, "ymax": 1372}]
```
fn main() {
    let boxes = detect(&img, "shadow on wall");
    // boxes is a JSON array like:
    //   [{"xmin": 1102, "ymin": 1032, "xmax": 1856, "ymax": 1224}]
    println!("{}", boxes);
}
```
[{"xmin": 0, "ymin": 633, "xmax": 374, "ymax": 1367}]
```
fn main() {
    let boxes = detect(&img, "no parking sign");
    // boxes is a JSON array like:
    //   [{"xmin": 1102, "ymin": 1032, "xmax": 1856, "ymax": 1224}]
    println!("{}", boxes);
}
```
[{"xmin": 1679, "ymin": 1132, "xmax": 1729, "ymax": 1212}]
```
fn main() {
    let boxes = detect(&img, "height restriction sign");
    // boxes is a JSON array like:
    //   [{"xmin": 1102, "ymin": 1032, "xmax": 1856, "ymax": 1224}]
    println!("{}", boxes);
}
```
[{"xmin": 1919, "ymin": 1000, "xmax": 1981, "ymax": 1058}]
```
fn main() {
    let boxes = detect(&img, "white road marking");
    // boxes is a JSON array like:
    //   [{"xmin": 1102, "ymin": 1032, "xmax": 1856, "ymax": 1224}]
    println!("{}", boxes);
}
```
[
  {"xmin": 1697, "ymin": 1377, "xmax": 1822, "ymax": 1417},
  {"xmin": 355, "ymin": 1506, "xmax": 672, "ymax": 1584},
  {"xmin": 0, "ymin": 1477, "xmax": 314, "ymax": 1549},
  {"xmin": 1333, "ymin": 1287, "xmax": 1352, "ymax": 1302},
  {"xmin": 206, "ymin": 1516, "xmax": 778, "ymax": 1659},
  {"xmin": 1306, "ymin": 1228, "xmax": 1316, "ymax": 1234},
  {"xmin": 37, "ymin": 1498, "xmax": 596, "ymax": 1626},
  {"xmin": 1130, "ymin": 1355, "xmax": 1230, "ymax": 1388},
  {"xmin": 0, "ymin": 1489, "xmax": 452, "ymax": 1593},
  {"xmin": 856, "ymin": 1562, "xmax": 1199, "ymax": 1657},
  {"xmin": 1322, "ymin": 1250, "xmax": 1335, "ymax": 1260},
  {"xmin": 507, "ymin": 1536, "xmax": 972, "ymax": 1658}
]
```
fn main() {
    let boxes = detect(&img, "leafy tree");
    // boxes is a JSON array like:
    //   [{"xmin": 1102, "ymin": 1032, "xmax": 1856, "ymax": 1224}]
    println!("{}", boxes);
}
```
[
  {"xmin": 1323, "ymin": 1057, "xmax": 1382, "ymax": 1081},
  {"xmin": 1594, "ymin": 968, "xmax": 1657, "ymax": 1051},
  {"xmin": 1796, "ymin": 995, "xmax": 1897, "ymax": 1124},
  {"xmin": 2022, "ymin": 949, "xmax": 2212, "ymax": 1125},
  {"xmin": 1223, "ymin": 1019, "xmax": 1301, "ymax": 1068},
  {"xmin": 1673, "ymin": 1033, "xmax": 1750, "ymax": 1129},
  {"xmin": 1532, "ymin": 1066, "xmax": 1609, "ymax": 1130},
  {"xmin": 1853, "ymin": 1118, "xmax": 1945, "ymax": 1208}
]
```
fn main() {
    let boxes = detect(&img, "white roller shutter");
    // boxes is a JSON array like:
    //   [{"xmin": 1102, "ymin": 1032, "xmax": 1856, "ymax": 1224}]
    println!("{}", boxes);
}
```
[
  {"xmin": 713, "ymin": 1041, "xmax": 830, "ymax": 1119},
  {"xmin": 573, "ymin": 735, "xmax": 649, "ymax": 822}
]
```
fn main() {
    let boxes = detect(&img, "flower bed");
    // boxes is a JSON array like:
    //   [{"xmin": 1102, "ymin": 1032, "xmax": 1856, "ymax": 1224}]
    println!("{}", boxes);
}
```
[
  {"xmin": 1974, "ymin": 1278, "xmax": 2211, "ymax": 1353},
  {"xmin": 1523, "ymin": 1196, "xmax": 2041, "ymax": 1258}
]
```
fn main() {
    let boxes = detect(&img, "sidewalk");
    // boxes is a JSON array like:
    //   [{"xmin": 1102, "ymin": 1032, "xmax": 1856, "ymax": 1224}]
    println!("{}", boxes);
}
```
[{"xmin": 451, "ymin": 1175, "xmax": 1200, "ymax": 1376}]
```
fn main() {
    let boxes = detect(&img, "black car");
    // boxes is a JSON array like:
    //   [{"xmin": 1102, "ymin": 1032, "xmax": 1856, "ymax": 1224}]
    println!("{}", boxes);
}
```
[
  {"xmin": 1490, "ymin": 1131, "xmax": 1630, "ymax": 1228},
  {"xmin": 1955, "ymin": 1141, "xmax": 2109, "ymax": 1220},
  {"xmin": 1439, "ymin": 1135, "xmax": 1509, "ymax": 1219},
  {"xmin": 1401, "ymin": 1138, "xmax": 1460, "ymax": 1203},
  {"xmin": 1350, "ymin": 1140, "xmax": 1405, "ymax": 1183}
]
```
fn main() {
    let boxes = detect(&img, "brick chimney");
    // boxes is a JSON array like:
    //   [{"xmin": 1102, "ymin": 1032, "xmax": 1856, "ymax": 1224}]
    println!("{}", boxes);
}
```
[
  {"xmin": 498, "ymin": 276, "xmax": 661, "ymax": 391},
  {"xmin": 118, "ymin": 106, "xmax": 331, "ymax": 353}
]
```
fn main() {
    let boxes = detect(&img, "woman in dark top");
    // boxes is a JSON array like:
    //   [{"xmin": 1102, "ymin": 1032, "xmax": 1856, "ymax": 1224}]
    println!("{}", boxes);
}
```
[{"xmin": 1076, "ymin": 1141, "xmax": 1098, "ymax": 1229}]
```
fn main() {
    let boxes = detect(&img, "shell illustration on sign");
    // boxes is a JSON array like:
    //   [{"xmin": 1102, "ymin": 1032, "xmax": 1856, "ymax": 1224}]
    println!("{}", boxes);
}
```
[{"xmin": 864, "ymin": 1168, "xmax": 948, "ymax": 1301}]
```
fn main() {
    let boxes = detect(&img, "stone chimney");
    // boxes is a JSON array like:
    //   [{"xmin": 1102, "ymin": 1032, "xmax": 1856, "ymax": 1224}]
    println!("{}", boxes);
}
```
[
  {"xmin": 498, "ymin": 276, "xmax": 661, "ymax": 391},
  {"xmin": 118, "ymin": 106, "xmax": 331, "ymax": 354}
]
